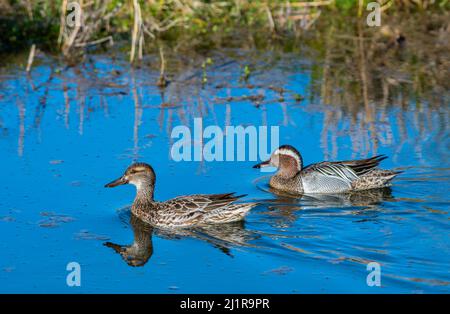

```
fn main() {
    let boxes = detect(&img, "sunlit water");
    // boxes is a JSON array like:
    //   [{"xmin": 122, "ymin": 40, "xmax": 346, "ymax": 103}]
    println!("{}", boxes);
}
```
[{"xmin": 0, "ymin": 51, "xmax": 448, "ymax": 293}]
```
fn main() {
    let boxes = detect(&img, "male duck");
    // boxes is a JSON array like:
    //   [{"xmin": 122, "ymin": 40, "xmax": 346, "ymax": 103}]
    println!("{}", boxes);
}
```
[{"xmin": 253, "ymin": 145, "xmax": 400, "ymax": 195}]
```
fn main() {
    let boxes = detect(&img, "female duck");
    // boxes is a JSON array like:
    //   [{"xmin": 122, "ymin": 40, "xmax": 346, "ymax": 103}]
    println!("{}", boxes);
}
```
[
  {"xmin": 253, "ymin": 145, "xmax": 400, "ymax": 195},
  {"xmin": 105, "ymin": 163, "xmax": 256, "ymax": 228}
]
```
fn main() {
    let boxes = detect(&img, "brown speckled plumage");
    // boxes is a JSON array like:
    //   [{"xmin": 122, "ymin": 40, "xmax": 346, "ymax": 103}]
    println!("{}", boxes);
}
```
[
  {"xmin": 105, "ymin": 163, "xmax": 256, "ymax": 228},
  {"xmin": 254, "ymin": 145, "xmax": 401, "ymax": 195}
]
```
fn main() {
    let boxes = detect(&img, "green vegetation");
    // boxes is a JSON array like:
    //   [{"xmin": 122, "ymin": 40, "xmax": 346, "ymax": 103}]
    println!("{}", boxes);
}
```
[
  {"xmin": 0, "ymin": 0, "xmax": 448, "ymax": 55},
  {"xmin": 201, "ymin": 57, "xmax": 214, "ymax": 86}
]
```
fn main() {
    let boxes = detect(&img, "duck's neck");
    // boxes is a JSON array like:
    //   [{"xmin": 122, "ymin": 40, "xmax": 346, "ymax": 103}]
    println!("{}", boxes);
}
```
[
  {"xmin": 276, "ymin": 168, "xmax": 297, "ymax": 179},
  {"xmin": 133, "ymin": 180, "xmax": 155, "ymax": 206}
]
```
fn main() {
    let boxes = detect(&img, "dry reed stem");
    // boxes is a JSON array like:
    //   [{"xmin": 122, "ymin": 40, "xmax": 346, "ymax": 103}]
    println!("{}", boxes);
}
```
[
  {"xmin": 273, "ymin": 0, "xmax": 333, "ymax": 8},
  {"xmin": 130, "ymin": 0, "xmax": 143, "ymax": 63},
  {"xmin": 62, "ymin": 0, "xmax": 83, "ymax": 56},
  {"xmin": 264, "ymin": 4, "xmax": 275, "ymax": 32},
  {"xmin": 26, "ymin": 44, "xmax": 36, "ymax": 72},
  {"xmin": 74, "ymin": 36, "xmax": 113, "ymax": 47},
  {"xmin": 58, "ymin": 0, "xmax": 68, "ymax": 47},
  {"xmin": 24, "ymin": 0, "xmax": 33, "ymax": 20},
  {"xmin": 157, "ymin": 46, "xmax": 168, "ymax": 88},
  {"xmin": 358, "ymin": 0, "xmax": 364, "ymax": 17}
]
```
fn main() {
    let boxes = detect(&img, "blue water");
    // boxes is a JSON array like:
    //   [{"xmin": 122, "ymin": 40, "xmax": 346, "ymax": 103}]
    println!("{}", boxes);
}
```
[{"xmin": 0, "ymin": 51, "xmax": 448, "ymax": 293}]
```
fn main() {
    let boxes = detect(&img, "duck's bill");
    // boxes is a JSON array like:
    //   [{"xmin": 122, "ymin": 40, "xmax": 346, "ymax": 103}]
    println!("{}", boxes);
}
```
[
  {"xmin": 253, "ymin": 160, "xmax": 271, "ymax": 169},
  {"xmin": 104, "ymin": 176, "xmax": 128, "ymax": 188}
]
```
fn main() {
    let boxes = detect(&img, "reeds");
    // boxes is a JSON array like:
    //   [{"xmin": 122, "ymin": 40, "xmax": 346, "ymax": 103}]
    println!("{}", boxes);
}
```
[
  {"xmin": 130, "ymin": 0, "xmax": 143, "ymax": 63},
  {"xmin": 1, "ymin": 0, "xmax": 447, "ymax": 60},
  {"xmin": 59, "ymin": 0, "xmax": 119, "ymax": 59}
]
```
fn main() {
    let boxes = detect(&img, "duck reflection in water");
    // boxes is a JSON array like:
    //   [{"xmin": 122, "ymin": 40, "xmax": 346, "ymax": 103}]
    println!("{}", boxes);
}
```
[
  {"xmin": 105, "ymin": 213, "xmax": 260, "ymax": 267},
  {"xmin": 268, "ymin": 186, "xmax": 394, "ymax": 207},
  {"xmin": 257, "ymin": 185, "xmax": 395, "ymax": 226},
  {"xmin": 104, "ymin": 215, "xmax": 154, "ymax": 267}
]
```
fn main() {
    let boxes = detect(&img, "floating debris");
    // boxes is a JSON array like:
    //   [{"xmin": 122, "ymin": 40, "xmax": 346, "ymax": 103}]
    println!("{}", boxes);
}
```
[
  {"xmin": 329, "ymin": 256, "xmax": 374, "ymax": 265},
  {"xmin": 160, "ymin": 103, "xmax": 181, "ymax": 108},
  {"xmin": 38, "ymin": 212, "xmax": 75, "ymax": 228},
  {"xmin": 111, "ymin": 69, "xmax": 121, "ymax": 76},
  {"xmin": 263, "ymin": 266, "xmax": 294, "ymax": 276},
  {"xmin": 241, "ymin": 65, "xmax": 251, "ymax": 82},
  {"xmin": 101, "ymin": 82, "xmax": 128, "ymax": 89},
  {"xmin": 294, "ymin": 93, "xmax": 304, "ymax": 102},
  {"xmin": 268, "ymin": 85, "xmax": 287, "ymax": 94},
  {"xmin": 215, "ymin": 83, "xmax": 229, "ymax": 89},
  {"xmin": 281, "ymin": 243, "xmax": 312, "ymax": 255},
  {"xmin": 0, "ymin": 216, "xmax": 15, "ymax": 222},
  {"xmin": 74, "ymin": 230, "xmax": 110, "ymax": 241},
  {"xmin": 215, "ymin": 94, "xmax": 265, "ymax": 104},
  {"xmin": 49, "ymin": 160, "xmax": 64, "ymax": 165},
  {"xmin": 386, "ymin": 274, "xmax": 450, "ymax": 287}
]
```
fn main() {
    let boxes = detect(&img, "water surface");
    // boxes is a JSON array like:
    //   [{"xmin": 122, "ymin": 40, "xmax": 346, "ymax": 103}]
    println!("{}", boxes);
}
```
[{"xmin": 0, "ymin": 49, "xmax": 448, "ymax": 293}]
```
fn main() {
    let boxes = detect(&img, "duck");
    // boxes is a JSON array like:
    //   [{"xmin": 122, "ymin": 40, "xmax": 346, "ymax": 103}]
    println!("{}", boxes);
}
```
[
  {"xmin": 105, "ymin": 163, "xmax": 256, "ymax": 228},
  {"xmin": 105, "ymin": 213, "xmax": 259, "ymax": 266},
  {"xmin": 104, "ymin": 214, "xmax": 154, "ymax": 267},
  {"xmin": 253, "ymin": 145, "xmax": 401, "ymax": 195}
]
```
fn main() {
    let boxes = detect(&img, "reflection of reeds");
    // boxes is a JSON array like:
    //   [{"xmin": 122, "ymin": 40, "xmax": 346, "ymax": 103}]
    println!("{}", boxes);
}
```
[
  {"xmin": 131, "ymin": 69, "xmax": 142, "ymax": 160},
  {"xmin": 307, "ymin": 11, "xmax": 449, "ymax": 159},
  {"xmin": 0, "ymin": 11, "xmax": 447, "ymax": 163},
  {"xmin": 63, "ymin": 83, "xmax": 70, "ymax": 129},
  {"xmin": 16, "ymin": 98, "xmax": 25, "ymax": 157}
]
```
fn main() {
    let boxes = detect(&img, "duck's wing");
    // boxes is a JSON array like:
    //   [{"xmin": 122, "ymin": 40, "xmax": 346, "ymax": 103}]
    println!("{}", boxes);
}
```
[
  {"xmin": 304, "ymin": 162, "xmax": 359, "ymax": 183},
  {"xmin": 331, "ymin": 155, "xmax": 388, "ymax": 176},
  {"xmin": 157, "ymin": 193, "xmax": 257, "ymax": 226},
  {"xmin": 300, "ymin": 156, "xmax": 389, "ymax": 193},
  {"xmin": 164, "ymin": 193, "xmax": 246, "ymax": 213},
  {"xmin": 304, "ymin": 155, "xmax": 387, "ymax": 179},
  {"xmin": 300, "ymin": 162, "xmax": 359, "ymax": 193},
  {"xmin": 154, "ymin": 193, "xmax": 248, "ymax": 227}
]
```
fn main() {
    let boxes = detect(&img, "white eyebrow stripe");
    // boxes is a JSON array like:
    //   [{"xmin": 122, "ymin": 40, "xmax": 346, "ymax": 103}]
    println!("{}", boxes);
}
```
[{"xmin": 274, "ymin": 148, "xmax": 302, "ymax": 168}]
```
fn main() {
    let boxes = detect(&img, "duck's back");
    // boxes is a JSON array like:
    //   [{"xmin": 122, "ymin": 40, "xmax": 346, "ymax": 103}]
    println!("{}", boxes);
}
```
[{"xmin": 136, "ymin": 193, "xmax": 255, "ymax": 228}]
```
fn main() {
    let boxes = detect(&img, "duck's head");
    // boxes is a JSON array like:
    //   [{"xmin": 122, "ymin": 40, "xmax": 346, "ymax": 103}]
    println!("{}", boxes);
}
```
[
  {"xmin": 253, "ymin": 145, "xmax": 303, "ymax": 177},
  {"xmin": 104, "ymin": 242, "xmax": 153, "ymax": 267},
  {"xmin": 105, "ymin": 162, "xmax": 156, "ymax": 190}
]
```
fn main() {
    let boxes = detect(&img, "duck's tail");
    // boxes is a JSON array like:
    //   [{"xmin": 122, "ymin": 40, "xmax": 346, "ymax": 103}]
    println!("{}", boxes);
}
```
[
  {"xmin": 352, "ymin": 169, "xmax": 402, "ymax": 190},
  {"xmin": 204, "ymin": 202, "xmax": 258, "ymax": 224}
]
